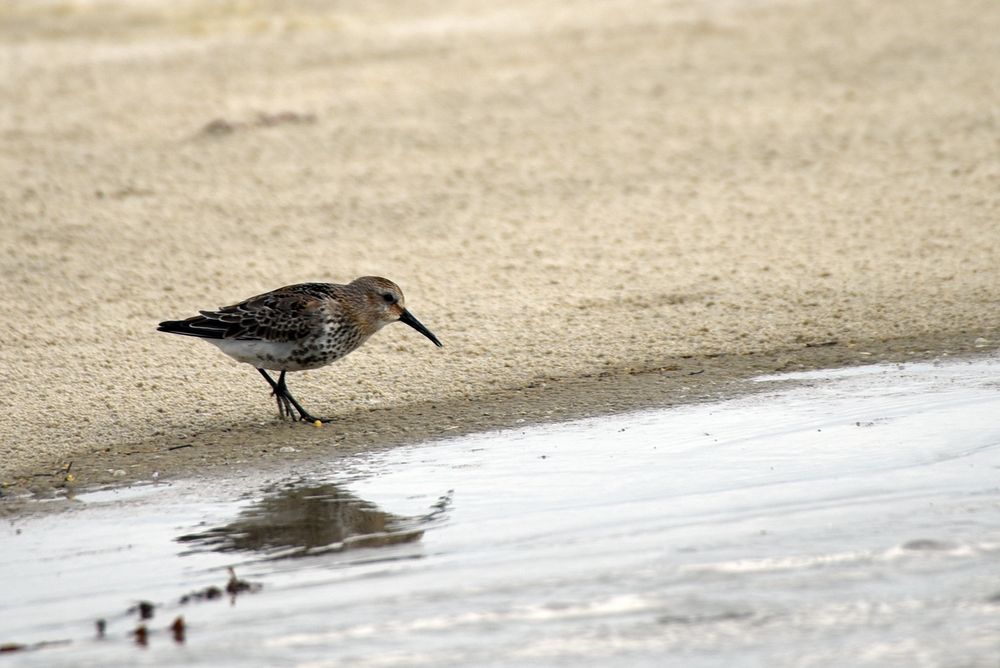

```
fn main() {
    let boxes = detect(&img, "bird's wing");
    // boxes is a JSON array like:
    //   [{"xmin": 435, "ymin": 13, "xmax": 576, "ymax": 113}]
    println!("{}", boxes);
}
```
[{"xmin": 197, "ymin": 285, "xmax": 330, "ymax": 342}]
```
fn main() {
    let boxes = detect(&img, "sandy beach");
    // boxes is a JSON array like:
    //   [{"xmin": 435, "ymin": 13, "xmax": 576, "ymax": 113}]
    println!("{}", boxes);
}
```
[{"xmin": 1, "ymin": 0, "xmax": 998, "ymax": 499}]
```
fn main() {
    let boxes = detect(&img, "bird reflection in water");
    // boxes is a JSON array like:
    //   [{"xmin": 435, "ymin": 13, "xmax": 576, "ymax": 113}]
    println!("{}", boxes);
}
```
[{"xmin": 177, "ymin": 482, "xmax": 450, "ymax": 559}]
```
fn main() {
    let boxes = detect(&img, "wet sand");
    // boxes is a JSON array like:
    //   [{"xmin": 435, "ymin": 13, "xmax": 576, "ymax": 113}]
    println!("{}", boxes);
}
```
[{"xmin": 1, "ymin": 0, "xmax": 998, "ymax": 501}]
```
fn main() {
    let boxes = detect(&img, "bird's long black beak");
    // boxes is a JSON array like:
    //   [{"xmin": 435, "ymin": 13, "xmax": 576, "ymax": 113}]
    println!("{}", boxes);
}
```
[{"xmin": 399, "ymin": 309, "xmax": 443, "ymax": 347}]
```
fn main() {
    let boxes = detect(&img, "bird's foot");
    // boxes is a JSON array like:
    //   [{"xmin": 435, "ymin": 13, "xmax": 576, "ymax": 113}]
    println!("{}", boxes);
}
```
[
  {"xmin": 272, "ymin": 390, "xmax": 332, "ymax": 423},
  {"xmin": 259, "ymin": 369, "xmax": 331, "ymax": 424},
  {"xmin": 295, "ymin": 412, "xmax": 335, "ymax": 424},
  {"xmin": 273, "ymin": 392, "xmax": 297, "ymax": 421}
]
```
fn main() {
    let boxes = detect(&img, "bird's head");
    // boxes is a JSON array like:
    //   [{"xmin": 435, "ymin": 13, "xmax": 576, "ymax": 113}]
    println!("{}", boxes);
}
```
[{"xmin": 351, "ymin": 276, "xmax": 443, "ymax": 347}]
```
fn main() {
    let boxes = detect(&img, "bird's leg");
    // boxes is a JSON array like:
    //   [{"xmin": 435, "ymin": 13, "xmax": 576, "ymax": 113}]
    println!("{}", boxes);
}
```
[
  {"xmin": 276, "ymin": 371, "xmax": 333, "ymax": 423},
  {"xmin": 257, "ymin": 368, "xmax": 295, "ymax": 419},
  {"xmin": 273, "ymin": 371, "xmax": 299, "ymax": 420},
  {"xmin": 257, "ymin": 368, "xmax": 332, "ymax": 423}
]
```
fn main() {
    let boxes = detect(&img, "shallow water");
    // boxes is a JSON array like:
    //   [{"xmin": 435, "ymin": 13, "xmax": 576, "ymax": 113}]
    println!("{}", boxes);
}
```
[{"xmin": 3, "ymin": 357, "xmax": 1000, "ymax": 666}]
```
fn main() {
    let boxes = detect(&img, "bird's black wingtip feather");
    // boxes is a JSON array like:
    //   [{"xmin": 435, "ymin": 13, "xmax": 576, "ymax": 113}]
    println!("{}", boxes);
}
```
[
  {"xmin": 157, "ymin": 318, "xmax": 228, "ymax": 339},
  {"xmin": 157, "ymin": 320, "xmax": 182, "ymax": 333}
]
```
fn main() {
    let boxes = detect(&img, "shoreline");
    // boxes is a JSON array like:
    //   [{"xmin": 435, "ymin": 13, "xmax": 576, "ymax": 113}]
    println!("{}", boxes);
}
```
[{"xmin": 3, "ymin": 331, "xmax": 996, "ymax": 513}]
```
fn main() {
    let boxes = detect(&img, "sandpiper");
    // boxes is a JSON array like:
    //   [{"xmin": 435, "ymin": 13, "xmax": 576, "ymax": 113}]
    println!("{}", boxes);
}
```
[{"xmin": 157, "ymin": 276, "xmax": 442, "ymax": 423}]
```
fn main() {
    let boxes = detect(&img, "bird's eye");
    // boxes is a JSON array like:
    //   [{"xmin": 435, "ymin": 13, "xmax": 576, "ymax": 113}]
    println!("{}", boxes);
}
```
[{"xmin": 382, "ymin": 293, "xmax": 396, "ymax": 304}]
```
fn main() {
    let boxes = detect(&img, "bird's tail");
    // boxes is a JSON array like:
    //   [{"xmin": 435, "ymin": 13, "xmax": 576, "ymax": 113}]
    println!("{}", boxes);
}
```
[{"xmin": 157, "ymin": 316, "xmax": 229, "ymax": 339}]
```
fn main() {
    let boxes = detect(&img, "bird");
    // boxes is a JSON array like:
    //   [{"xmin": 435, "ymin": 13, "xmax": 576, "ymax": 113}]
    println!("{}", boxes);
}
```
[{"xmin": 157, "ymin": 276, "xmax": 442, "ymax": 423}]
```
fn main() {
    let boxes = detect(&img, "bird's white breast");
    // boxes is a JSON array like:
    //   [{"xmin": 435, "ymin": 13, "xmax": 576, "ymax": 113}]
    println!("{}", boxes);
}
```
[{"xmin": 209, "ymin": 339, "xmax": 302, "ymax": 371}]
